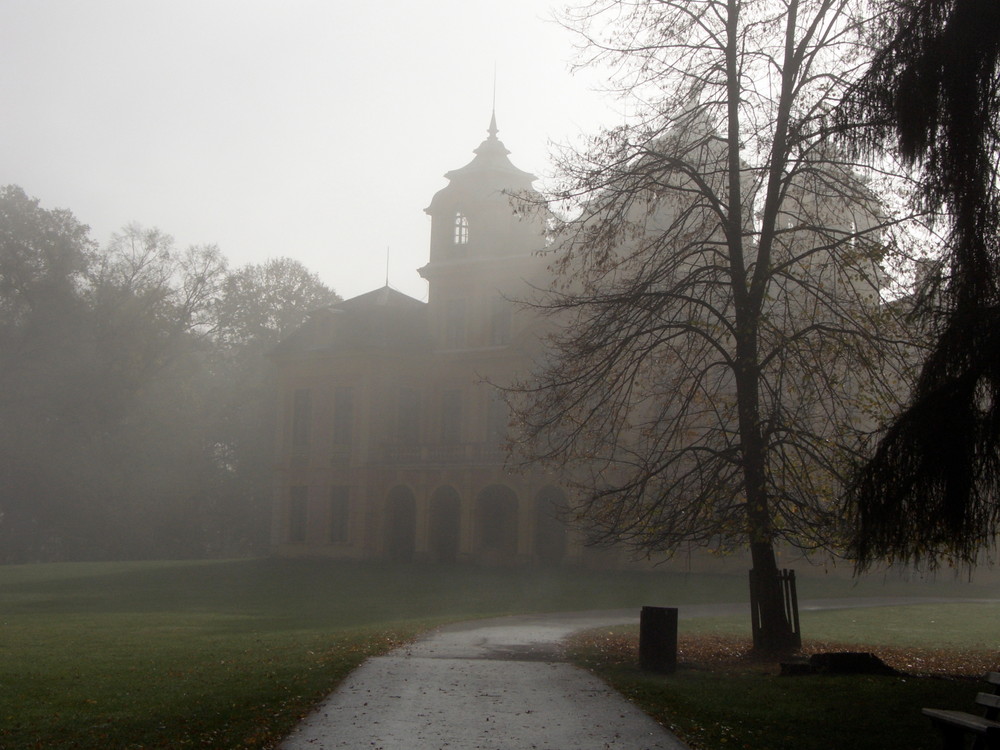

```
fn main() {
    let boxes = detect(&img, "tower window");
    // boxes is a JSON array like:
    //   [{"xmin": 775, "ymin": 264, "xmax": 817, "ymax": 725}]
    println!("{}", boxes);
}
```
[
  {"xmin": 441, "ymin": 390, "xmax": 462, "ymax": 445},
  {"xmin": 490, "ymin": 300, "xmax": 512, "ymax": 346},
  {"xmin": 291, "ymin": 389, "xmax": 311, "ymax": 450},
  {"xmin": 329, "ymin": 486, "xmax": 349, "ymax": 543},
  {"xmin": 445, "ymin": 299, "xmax": 466, "ymax": 348},
  {"xmin": 398, "ymin": 387, "xmax": 421, "ymax": 444},
  {"xmin": 332, "ymin": 386, "xmax": 353, "ymax": 444},
  {"xmin": 454, "ymin": 213, "xmax": 469, "ymax": 245}
]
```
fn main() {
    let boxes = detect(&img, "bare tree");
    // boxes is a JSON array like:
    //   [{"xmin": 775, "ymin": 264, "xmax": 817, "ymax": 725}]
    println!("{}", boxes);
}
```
[{"xmin": 508, "ymin": 0, "xmax": 919, "ymax": 650}]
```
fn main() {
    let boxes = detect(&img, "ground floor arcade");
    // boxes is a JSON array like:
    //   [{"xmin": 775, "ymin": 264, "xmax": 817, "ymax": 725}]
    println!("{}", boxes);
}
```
[{"xmin": 271, "ymin": 467, "xmax": 622, "ymax": 567}]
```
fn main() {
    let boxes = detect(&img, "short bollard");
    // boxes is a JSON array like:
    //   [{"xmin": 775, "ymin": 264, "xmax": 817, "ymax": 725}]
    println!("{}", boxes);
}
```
[{"xmin": 639, "ymin": 606, "xmax": 678, "ymax": 674}]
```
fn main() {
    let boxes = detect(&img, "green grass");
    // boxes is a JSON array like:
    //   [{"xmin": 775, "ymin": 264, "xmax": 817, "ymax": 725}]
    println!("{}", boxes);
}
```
[
  {"xmin": 568, "ymin": 602, "xmax": 1000, "ymax": 750},
  {"xmin": 578, "ymin": 662, "xmax": 981, "ymax": 750},
  {"xmin": 685, "ymin": 602, "xmax": 1000, "ymax": 649},
  {"xmin": 0, "ymin": 558, "xmax": 737, "ymax": 749},
  {"xmin": 1, "ymin": 558, "xmax": 997, "ymax": 749}
]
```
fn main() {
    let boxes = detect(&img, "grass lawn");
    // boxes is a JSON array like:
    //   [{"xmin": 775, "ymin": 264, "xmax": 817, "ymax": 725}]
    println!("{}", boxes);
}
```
[
  {"xmin": 568, "ymin": 605, "xmax": 1000, "ymax": 750},
  {"xmin": 1, "ymin": 558, "xmax": 997, "ymax": 749}
]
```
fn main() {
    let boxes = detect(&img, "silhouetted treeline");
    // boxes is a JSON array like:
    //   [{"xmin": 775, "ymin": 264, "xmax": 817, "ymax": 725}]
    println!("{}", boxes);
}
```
[{"xmin": 0, "ymin": 186, "xmax": 340, "ymax": 562}]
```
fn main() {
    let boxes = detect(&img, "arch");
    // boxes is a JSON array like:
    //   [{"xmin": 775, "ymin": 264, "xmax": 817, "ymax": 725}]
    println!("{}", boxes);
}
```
[
  {"xmin": 534, "ymin": 486, "xmax": 568, "ymax": 564},
  {"xmin": 385, "ymin": 485, "xmax": 416, "ymax": 562},
  {"xmin": 428, "ymin": 485, "xmax": 462, "ymax": 563},
  {"xmin": 475, "ymin": 484, "xmax": 519, "ymax": 563}
]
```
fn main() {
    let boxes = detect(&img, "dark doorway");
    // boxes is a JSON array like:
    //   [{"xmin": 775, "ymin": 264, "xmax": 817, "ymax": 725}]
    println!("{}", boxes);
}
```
[
  {"xmin": 385, "ymin": 486, "xmax": 416, "ymax": 561},
  {"xmin": 429, "ymin": 486, "xmax": 461, "ymax": 563},
  {"xmin": 476, "ymin": 484, "xmax": 518, "ymax": 563}
]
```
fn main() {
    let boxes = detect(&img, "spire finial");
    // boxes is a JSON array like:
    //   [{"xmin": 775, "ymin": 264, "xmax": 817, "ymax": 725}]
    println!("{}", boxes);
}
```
[{"xmin": 489, "ymin": 64, "xmax": 499, "ymax": 139}]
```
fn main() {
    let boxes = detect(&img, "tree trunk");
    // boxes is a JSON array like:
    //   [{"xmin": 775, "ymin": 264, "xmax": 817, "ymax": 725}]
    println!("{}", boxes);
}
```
[
  {"xmin": 734, "ymin": 308, "xmax": 798, "ymax": 653},
  {"xmin": 749, "ymin": 542, "xmax": 798, "ymax": 653},
  {"xmin": 744, "ymin": 418, "xmax": 798, "ymax": 652}
]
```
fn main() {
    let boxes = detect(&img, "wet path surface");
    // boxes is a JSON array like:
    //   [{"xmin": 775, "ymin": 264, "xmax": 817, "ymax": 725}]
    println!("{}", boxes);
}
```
[
  {"xmin": 278, "ymin": 609, "xmax": 688, "ymax": 750},
  {"xmin": 278, "ymin": 598, "xmax": 987, "ymax": 750}
]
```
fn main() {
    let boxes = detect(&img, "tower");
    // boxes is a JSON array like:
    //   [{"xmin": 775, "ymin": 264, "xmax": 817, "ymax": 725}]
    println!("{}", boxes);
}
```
[{"xmin": 419, "ymin": 114, "xmax": 548, "ymax": 352}]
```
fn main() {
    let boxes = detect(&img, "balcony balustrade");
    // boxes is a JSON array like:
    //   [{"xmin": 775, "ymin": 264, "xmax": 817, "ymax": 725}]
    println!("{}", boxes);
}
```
[{"xmin": 382, "ymin": 442, "xmax": 506, "ymax": 466}]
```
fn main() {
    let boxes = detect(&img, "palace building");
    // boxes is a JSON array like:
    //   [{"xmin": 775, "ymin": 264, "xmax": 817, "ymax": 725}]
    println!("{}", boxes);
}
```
[{"xmin": 269, "ymin": 116, "xmax": 605, "ymax": 565}]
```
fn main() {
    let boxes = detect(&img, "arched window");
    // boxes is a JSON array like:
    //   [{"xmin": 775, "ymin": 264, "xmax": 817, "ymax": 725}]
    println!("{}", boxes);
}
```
[{"xmin": 454, "ymin": 212, "xmax": 469, "ymax": 245}]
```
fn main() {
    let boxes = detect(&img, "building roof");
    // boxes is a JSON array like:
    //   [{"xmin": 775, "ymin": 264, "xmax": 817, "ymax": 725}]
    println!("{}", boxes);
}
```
[
  {"xmin": 271, "ymin": 286, "xmax": 429, "ymax": 356},
  {"xmin": 425, "ymin": 113, "xmax": 537, "ymax": 214},
  {"xmin": 443, "ymin": 112, "xmax": 537, "ymax": 185},
  {"xmin": 335, "ymin": 285, "xmax": 426, "ymax": 312}
]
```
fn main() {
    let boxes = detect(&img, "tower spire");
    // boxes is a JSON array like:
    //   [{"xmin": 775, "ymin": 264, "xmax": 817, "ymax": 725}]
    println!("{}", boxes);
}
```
[{"xmin": 489, "ymin": 64, "xmax": 499, "ymax": 139}]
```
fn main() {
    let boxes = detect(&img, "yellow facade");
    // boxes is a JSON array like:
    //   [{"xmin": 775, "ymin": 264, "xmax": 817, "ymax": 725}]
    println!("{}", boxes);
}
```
[{"xmin": 270, "ymin": 117, "xmax": 603, "ymax": 565}]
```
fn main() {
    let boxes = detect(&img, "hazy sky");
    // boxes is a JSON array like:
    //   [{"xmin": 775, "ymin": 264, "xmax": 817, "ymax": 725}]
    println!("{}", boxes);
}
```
[{"xmin": 0, "ymin": 1, "xmax": 616, "ymax": 300}]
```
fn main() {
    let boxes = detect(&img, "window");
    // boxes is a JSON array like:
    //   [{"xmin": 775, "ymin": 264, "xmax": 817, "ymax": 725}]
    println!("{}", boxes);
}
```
[
  {"xmin": 490, "ymin": 300, "xmax": 512, "ymax": 346},
  {"xmin": 441, "ymin": 390, "xmax": 462, "ymax": 445},
  {"xmin": 329, "ymin": 486, "xmax": 349, "ymax": 543},
  {"xmin": 454, "ymin": 212, "xmax": 469, "ymax": 245},
  {"xmin": 486, "ymin": 392, "xmax": 508, "ymax": 447},
  {"xmin": 291, "ymin": 389, "xmax": 311, "ymax": 450},
  {"xmin": 445, "ymin": 299, "xmax": 466, "ymax": 348},
  {"xmin": 397, "ymin": 388, "xmax": 421, "ymax": 444},
  {"xmin": 332, "ymin": 386, "xmax": 353, "ymax": 444},
  {"xmin": 289, "ymin": 486, "xmax": 308, "ymax": 543}
]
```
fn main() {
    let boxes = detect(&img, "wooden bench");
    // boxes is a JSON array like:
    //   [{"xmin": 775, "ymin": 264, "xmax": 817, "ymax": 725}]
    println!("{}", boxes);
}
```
[{"xmin": 924, "ymin": 672, "xmax": 1000, "ymax": 750}]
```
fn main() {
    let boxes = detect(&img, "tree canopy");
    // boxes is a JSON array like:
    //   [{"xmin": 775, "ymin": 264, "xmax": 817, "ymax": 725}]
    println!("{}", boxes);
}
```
[
  {"xmin": 0, "ymin": 186, "xmax": 339, "ymax": 562},
  {"xmin": 836, "ymin": 0, "xmax": 1000, "ymax": 569}
]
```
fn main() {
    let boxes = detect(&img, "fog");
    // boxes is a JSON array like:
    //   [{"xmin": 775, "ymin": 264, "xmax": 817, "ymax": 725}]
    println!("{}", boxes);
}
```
[
  {"xmin": 0, "ymin": 0, "xmax": 612, "ymax": 301},
  {"xmin": 0, "ymin": 1, "xmax": 621, "ymax": 562},
  {"xmin": 1, "ymin": 2, "xmax": 993, "ymax": 584}
]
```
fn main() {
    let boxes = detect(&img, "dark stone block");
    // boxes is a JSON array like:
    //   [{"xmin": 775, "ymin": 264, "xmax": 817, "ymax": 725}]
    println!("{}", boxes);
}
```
[
  {"xmin": 780, "ymin": 659, "xmax": 814, "ymax": 676},
  {"xmin": 808, "ymin": 651, "xmax": 901, "ymax": 675}
]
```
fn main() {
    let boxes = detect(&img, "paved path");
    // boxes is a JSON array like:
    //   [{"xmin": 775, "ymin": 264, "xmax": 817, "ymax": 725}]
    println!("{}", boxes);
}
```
[{"xmin": 278, "ymin": 597, "xmax": 990, "ymax": 750}]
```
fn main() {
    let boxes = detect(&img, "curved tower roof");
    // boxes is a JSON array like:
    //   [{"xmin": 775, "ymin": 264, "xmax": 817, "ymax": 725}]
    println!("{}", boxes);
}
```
[{"xmin": 425, "ymin": 113, "xmax": 537, "ymax": 213}]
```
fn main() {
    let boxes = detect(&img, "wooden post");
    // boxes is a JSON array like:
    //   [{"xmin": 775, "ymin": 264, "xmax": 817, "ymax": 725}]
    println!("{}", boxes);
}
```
[{"xmin": 749, "ymin": 568, "xmax": 801, "ymax": 650}]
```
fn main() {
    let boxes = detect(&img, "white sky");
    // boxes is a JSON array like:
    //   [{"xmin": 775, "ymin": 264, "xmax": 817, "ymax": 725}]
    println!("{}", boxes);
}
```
[{"xmin": 0, "ymin": 0, "xmax": 617, "ymax": 301}]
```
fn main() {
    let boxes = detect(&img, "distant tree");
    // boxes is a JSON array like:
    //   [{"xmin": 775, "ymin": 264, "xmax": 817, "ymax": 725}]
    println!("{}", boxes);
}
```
[
  {"xmin": 836, "ymin": 0, "xmax": 1000, "ymax": 569},
  {"xmin": 85, "ymin": 224, "xmax": 227, "ymax": 421},
  {"xmin": 0, "ymin": 195, "xmax": 341, "ymax": 561},
  {"xmin": 44, "ymin": 223, "xmax": 230, "ymax": 560},
  {"xmin": 206, "ymin": 258, "xmax": 340, "ymax": 554},
  {"xmin": 0, "ymin": 185, "xmax": 91, "ymax": 328},
  {"xmin": 0, "ymin": 186, "xmax": 97, "ymax": 559},
  {"xmin": 508, "ymin": 0, "xmax": 918, "ymax": 650},
  {"xmin": 214, "ymin": 257, "xmax": 340, "ymax": 349}
]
